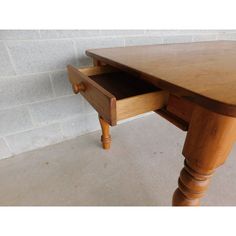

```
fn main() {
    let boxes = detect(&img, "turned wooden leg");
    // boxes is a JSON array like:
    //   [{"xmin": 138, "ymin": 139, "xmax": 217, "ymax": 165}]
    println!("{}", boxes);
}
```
[
  {"xmin": 98, "ymin": 115, "xmax": 111, "ymax": 150},
  {"xmin": 172, "ymin": 160, "xmax": 213, "ymax": 206},
  {"xmin": 173, "ymin": 105, "xmax": 236, "ymax": 206}
]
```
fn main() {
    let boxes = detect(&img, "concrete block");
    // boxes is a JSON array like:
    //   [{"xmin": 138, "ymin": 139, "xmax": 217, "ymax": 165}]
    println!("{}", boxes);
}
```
[
  {"xmin": 6, "ymin": 123, "xmax": 63, "ymax": 154},
  {"xmin": 81, "ymin": 96, "xmax": 96, "ymax": 114},
  {"xmin": 0, "ymin": 138, "xmax": 12, "ymax": 159},
  {"xmin": 0, "ymin": 42, "xmax": 15, "ymax": 76},
  {"xmin": 0, "ymin": 73, "xmax": 54, "ymax": 109},
  {"xmin": 29, "ymin": 95, "xmax": 85, "ymax": 125},
  {"xmin": 40, "ymin": 30, "xmax": 100, "ymax": 39},
  {"xmin": 61, "ymin": 113, "xmax": 100, "ymax": 139},
  {"xmin": 75, "ymin": 37, "xmax": 124, "ymax": 66},
  {"xmin": 125, "ymin": 36, "xmax": 163, "ymax": 46},
  {"xmin": 144, "ymin": 30, "xmax": 165, "ymax": 36},
  {"xmin": 146, "ymin": 30, "xmax": 191, "ymax": 36},
  {"xmin": 192, "ymin": 34, "xmax": 217, "ymax": 42},
  {"xmin": 0, "ymin": 30, "xmax": 40, "ymax": 40},
  {"xmin": 160, "ymin": 30, "xmax": 220, "ymax": 36},
  {"xmin": 163, "ymin": 35, "xmax": 192, "ymax": 44},
  {"xmin": 100, "ymin": 30, "xmax": 145, "ymax": 36},
  {"xmin": 50, "ymin": 70, "xmax": 73, "ymax": 97},
  {"xmin": 7, "ymin": 40, "xmax": 77, "ymax": 74},
  {"xmin": 218, "ymin": 33, "xmax": 236, "ymax": 40},
  {"xmin": 0, "ymin": 106, "xmax": 33, "ymax": 136}
]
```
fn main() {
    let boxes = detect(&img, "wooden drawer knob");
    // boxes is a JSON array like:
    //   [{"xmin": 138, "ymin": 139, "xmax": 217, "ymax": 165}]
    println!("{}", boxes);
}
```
[{"xmin": 72, "ymin": 83, "xmax": 86, "ymax": 94}]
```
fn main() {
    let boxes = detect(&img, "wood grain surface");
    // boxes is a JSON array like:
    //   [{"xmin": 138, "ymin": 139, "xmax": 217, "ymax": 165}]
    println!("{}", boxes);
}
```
[{"xmin": 86, "ymin": 41, "xmax": 236, "ymax": 117}]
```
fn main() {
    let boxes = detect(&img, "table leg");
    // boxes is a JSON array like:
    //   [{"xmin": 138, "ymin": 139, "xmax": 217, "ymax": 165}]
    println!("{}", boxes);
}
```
[
  {"xmin": 98, "ymin": 115, "xmax": 111, "ymax": 150},
  {"xmin": 173, "ymin": 105, "xmax": 236, "ymax": 206}
]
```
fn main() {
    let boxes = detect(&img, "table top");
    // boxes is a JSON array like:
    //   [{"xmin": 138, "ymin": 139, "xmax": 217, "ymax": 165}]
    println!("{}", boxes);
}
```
[{"xmin": 86, "ymin": 41, "xmax": 236, "ymax": 117}]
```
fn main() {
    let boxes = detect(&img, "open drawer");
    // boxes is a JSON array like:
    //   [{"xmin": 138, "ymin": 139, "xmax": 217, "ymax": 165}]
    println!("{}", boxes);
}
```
[{"xmin": 67, "ymin": 65, "xmax": 169, "ymax": 126}]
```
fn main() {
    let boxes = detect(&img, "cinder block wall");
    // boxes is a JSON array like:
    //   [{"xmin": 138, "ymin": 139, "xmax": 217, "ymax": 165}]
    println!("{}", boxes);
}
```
[{"xmin": 0, "ymin": 30, "xmax": 235, "ymax": 159}]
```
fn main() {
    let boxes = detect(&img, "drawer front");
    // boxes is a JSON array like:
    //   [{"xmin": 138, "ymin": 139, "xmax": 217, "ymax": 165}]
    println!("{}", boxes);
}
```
[{"xmin": 67, "ymin": 65, "xmax": 117, "ymax": 125}]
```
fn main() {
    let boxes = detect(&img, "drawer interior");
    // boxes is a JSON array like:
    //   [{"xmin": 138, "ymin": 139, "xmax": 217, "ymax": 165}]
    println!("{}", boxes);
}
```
[{"xmin": 89, "ymin": 71, "xmax": 160, "ymax": 99}]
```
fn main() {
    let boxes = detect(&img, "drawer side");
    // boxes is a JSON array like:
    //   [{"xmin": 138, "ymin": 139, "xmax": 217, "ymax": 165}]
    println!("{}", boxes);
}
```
[{"xmin": 116, "ymin": 90, "xmax": 169, "ymax": 121}]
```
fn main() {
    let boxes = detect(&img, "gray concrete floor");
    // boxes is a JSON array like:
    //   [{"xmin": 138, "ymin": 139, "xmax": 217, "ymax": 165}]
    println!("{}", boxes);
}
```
[{"xmin": 0, "ymin": 114, "xmax": 236, "ymax": 206}]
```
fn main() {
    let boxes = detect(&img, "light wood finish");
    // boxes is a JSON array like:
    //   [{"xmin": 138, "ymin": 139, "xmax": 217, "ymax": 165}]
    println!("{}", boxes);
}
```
[
  {"xmin": 167, "ymin": 95, "xmax": 194, "ymax": 123},
  {"xmin": 72, "ymin": 83, "xmax": 86, "ymax": 94},
  {"xmin": 155, "ymin": 109, "xmax": 189, "ymax": 131},
  {"xmin": 93, "ymin": 58, "xmax": 101, "ymax": 66},
  {"xmin": 86, "ymin": 41, "xmax": 236, "ymax": 117},
  {"xmin": 99, "ymin": 115, "xmax": 111, "ymax": 149},
  {"xmin": 183, "ymin": 105, "xmax": 236, "ymax": 170},
  {"xmin": 67, "ymin": 65, "xmax": 116, "ymax": 125},
  {"xmin": 172, "ymin": 160, "xmax": 213, "ymax": 206},
  {"xmin": 117, "ymin": 91, "xmax": 168, "ymax": 120},
  {"xmin": 67, "ymin": 65, "xmax": 167, "ymax": 126},
  {"xmin": 68, "ymin": 42, "xmax": 236, "ymax": 205},
  {"xmin": 93, "ymin": 58, "xmax": 106, "ymax": 66},
  {"xmin": 79, "ymin": 65, "xmax": 118, "ymax": 76},
  {"xmin": 173, "ymin": 105, "xmax": 236, "ymax": 206},
  {"xmin": 154, "ymin": 94, "xmax": 194, "ymax": 131}
]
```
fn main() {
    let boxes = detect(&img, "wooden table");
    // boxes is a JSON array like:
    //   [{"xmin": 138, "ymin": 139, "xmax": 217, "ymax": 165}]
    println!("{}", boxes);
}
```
[{"xmin": 68, "ymin": 41, "xmax": 236, "ymax": 206}]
